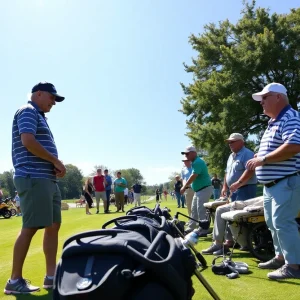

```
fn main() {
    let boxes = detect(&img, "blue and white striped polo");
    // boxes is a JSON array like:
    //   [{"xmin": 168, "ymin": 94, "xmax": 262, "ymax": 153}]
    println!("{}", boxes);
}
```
[
  {"xmin": 12, "ymin": 101, "xmax": 58, "ymax": 180},
  {"xmin": 256, "ymin": 105, "xmax": 300, "ymax": 184}
]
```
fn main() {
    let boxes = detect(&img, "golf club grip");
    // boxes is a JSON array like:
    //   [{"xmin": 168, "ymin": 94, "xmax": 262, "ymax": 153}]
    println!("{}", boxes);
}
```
[{"xmin": 195, "ymin": 252, "xmax": 207, "ymax": 268}]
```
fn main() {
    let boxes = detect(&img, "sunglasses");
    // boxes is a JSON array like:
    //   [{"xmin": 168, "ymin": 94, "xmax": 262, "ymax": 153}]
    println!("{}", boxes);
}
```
[{"xmin": 228, "ymin": 140, "xmax": 239, "ymax": 145}]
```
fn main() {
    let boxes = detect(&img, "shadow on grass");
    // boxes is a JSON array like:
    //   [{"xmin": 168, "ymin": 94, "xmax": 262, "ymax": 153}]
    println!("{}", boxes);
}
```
[{"xmin": 11, "ymin": 290, "xmax": 52, "ymax": 299}]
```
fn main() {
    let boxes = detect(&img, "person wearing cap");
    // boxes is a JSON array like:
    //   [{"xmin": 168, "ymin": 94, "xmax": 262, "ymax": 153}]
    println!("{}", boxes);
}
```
[
  {"xmin": 180, "ymin": 156, "xmax": 194, "ymax": 217},
  {"xmin": 221, "ymin": 133, "xmax": 257, "ymax": 201},
  {"xmin": 180, "ymin": 146, "xmax": 212, "ymax": 235},
  {"xmin": 246, "ymin": 83, "xmax": 300, "ymax": 280},
  {"xmin": 4, "ymin": 82, "xmax": 66, "ymax": 294},
  {"xmin": 202, "ymin": 133, "xmax": 257, "ymax": 255}
]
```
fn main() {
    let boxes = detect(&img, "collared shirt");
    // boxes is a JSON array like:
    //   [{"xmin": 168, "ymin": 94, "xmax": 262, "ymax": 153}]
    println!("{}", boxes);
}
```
[
  {"xmin": 114, "ymin": 177, "xmax": 127, "ymax": 193},
  {"xmin": 93, "ymin": 175, "xmax": 105, "ymax": 192},
  {"xmin": 256, "ymin": 105, "xmax": 300, "ymax": 183},
  {"xmin": 226, "ymin": 146, "xmax": 257, "ymax": 187},
  {"xmin": 181, "ymin": 165, "xmax": 192, "ymax": 184},
  {"xmin": 191, "ymin": 156, "xmax": 211, "ymax": 191},
  {"xmin": 12, "ymin": 101, "xmax": 58, "ymax": 180},
  {"xmin": 105, "ymin": 174, "xmax": 112, "ymax": 191},
  {"xmin": 132, "ymin": 184, "xmax": 142, "ymax": 193}
]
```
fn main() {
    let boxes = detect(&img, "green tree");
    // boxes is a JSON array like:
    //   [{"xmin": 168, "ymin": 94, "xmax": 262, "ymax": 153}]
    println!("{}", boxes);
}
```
[
  {"xmin": 0, "ymin": 170, "xmax": 15, "ymax": 197},
  {"xmin": 181, "ymin": 1, "xmax": 300, "ymax": 174},
  {"xmin": 116, "ymin": 168, "xmax": 145, "ymax": 191},
  {"xmin": 57, "ymin": 164, "xmax": 83, "ymax": 199}
]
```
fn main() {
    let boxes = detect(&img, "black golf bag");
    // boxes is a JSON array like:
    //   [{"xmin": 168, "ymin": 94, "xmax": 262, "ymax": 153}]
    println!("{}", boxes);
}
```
[{"xmin": 53, "ymin": 211, "xmax": 196, "ymax": 300}]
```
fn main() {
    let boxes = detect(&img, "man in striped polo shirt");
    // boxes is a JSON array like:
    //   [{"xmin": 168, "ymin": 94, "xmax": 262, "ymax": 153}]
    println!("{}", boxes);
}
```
[
  {"xmin": 247, "ymin": 83, "xmax": 300, "ymax": 280},
  {"xmin": 4, "ymin": 82, "xmax": 66, "ymax": 294}
]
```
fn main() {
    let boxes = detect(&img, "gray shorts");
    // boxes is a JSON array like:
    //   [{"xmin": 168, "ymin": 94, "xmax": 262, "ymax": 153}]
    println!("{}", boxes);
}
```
[{"xmin": 14, "ymin": 176, "xmax": 62, "ymax": 229}]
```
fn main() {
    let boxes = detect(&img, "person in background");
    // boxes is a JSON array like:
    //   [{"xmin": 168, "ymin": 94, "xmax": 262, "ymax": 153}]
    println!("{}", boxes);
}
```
[
  {"xmin": 133, "ymin": 182, "xmax": 142, "ymax": 207},
  {"xmin": 84, "ymin": 178, "xmax": 94, "ymax": 215},
  {"xmin": 174, "ymin": 175, "xmax": 185, "ymax": 208},
  {"xmin": 124, "ymin": 187, "xmax": 129, "ymax": 205},
  {"xmin": 211, "ymin": 174, "xmax": 222, "ymax": 200},
  {"xmin": 14, "ymin": 191, "xmax": 22, "ymax": 216},
  {"xmin": 181, "ymin": 156, "xmax": 194, "ymax": 217},
  {"xmin": 180, "ymin": 146, "xmax": 212, "ymax": 236},
  {"xmin": 113, "ymin": 172, "xmax": 127, "ymax": 212},
  {"xmin": 93, "ymin": 169, "xmax": 107, "ymax": 214},
  {"xmin": 104, "ymin": 169, "xmax": 112, "ymax": 213},
  {"xmin": 163, "ymin": 190, "xmax": 168, "ymax": 201},
  {"xmin": 155, "ymin": 188, "xmax": 160, "ymax": 203}
]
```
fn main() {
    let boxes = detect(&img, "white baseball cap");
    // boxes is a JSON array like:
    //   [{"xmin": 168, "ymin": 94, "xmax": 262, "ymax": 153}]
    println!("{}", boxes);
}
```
[
  {"xmin": 225, "ymin": 133, "xmax": 244, "ymax": 142},
  {"xmin": 181, "ymin": 145, "xmax": 197, "ymax": 155},
  {"xmin": 252, "ymin": 83, "xmax": 287, "ymax": 101}
]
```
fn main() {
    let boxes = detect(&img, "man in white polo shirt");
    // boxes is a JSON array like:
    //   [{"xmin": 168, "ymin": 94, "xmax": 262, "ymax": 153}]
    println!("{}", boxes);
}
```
[{"xmin": 247, "ymin": 83, "xmax": 300, "ymax": 280}]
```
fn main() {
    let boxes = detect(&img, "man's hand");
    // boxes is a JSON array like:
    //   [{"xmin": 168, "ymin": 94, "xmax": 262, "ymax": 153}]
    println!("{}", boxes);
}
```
[
  {"xmin": 54, "ymin": 160, "xmax": 66, "ymax": 178},
  {"xmin": 180, "ymin": 187, "xmax": 186, "ymax": 195},
  {"xmin": 246, "ymin": 157, "xmax": 264, "ymax": 170},
  {"xmin": 221, "ymin": 187, "xmax": 228, "ymax": 197},
  {"xmin": 229, "ymin": 181, "xmax": 241, "ymax": 193}
]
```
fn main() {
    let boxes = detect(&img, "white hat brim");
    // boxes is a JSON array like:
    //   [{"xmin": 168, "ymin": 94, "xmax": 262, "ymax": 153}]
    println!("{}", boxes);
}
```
[{"xmin": 252, "ymin": 91, "xmax": 267, "ymax": 101}]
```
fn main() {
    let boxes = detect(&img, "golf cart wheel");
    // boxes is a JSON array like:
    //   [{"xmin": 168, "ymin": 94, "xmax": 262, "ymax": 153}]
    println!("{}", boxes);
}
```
[
  {"xmin": 247, "ymin": 222, "xmax": 274, "ymax": 262},
  {"xmin": 10, "ymin": 208, "xmax": 17, "ymax": 216},
  {"xmin": 3, "ymin": 209, "xmax": 12, "ymax": 219}
]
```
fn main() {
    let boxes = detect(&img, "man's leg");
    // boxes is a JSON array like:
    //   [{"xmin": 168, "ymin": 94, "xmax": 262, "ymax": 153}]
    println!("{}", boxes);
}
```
[
  {"xmin": 196, "ymin": 186, "xmax": 213, "ymax": 221},
  {"xmin": 95, "ymin": 192, "xmax": 101, "ymax": 212},
  {"xmin": 44, "ymin": 222, "xmax": 60, "ymax": 277},
  {"xmin": 115, "ymin": 192, "xmax": 121, "ymax": 211},
  {"xmin": 100, "ymin": 192, "xmax": 107, "ymax": 212},
  {"xmin": 212, "ymin": 205, "xmax": 231, "ymax": 243},
  {"xmin": 106, "ymin": 190, "xmax": 111, "ymax": 212},
  {"xmin": 11, "ymin": 228, "xmax": 38, "ymax": 279},
  {"xmin": 185, "ymin": 189, "xmax": 194, "ymax": 217},
  {"xmin": 175, "ymin": 192, "xmax": 181, "ymax": 207},
  {"xmin": 120, "ymin": 194, "xmax": 125, "ymax": 211}
]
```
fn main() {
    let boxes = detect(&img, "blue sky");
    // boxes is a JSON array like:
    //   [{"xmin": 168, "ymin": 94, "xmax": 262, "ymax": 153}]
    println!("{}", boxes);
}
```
[{"xmin": 0, "ymin": 0, "xmax": 298, "ymax": 185}]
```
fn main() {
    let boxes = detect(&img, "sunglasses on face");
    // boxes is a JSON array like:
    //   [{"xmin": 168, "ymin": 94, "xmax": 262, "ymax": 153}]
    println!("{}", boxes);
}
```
[{"xmin": 228, "ymin": 140, "xmax": 238, "ymax": 145}]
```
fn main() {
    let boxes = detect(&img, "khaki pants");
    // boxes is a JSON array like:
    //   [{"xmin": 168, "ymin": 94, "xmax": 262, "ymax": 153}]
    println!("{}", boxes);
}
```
[
  {"xmin": 134, "ymin": 193, "xmax": 141, "ymax": 207},
  {"xmin": 185, "ymin": 188, "xmax": 194, "ymax": 217},
  {"xmin": 95, "ymin": 191, "xmax": 107, "ymax": 212},
  {"xmin": 115, "ymin": 192, "xmax": 125, "ymax": 211}
]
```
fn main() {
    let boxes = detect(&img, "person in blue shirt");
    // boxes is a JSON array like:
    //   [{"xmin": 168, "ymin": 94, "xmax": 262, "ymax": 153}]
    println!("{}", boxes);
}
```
[
  {"xmin": 104, "ymin": 169, "xmax": 112, "ymax": 213},
  {"xmin": 181, "ymin": 156, "xmax": 194, "ymax": 217},
  {"xmin": 247, "ymin": 83, "xmax": 300, "ymax": 280}
]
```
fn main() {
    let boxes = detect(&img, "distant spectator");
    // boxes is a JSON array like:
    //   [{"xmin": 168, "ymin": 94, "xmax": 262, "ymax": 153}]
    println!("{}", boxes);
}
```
[
  {"xmin": 114, "ymin": 172, "xmax": 127, "ymax": 212},
  {"xmin": 128, "ymin": 189, "xmax": 134, "ymax": 204},
  {"xmin": 104, "ymin": 169, "xmax": 112, "ymax": 213},
  {"xmin": 174, "ymin": 175, "xmax": 185, "ymax": 208},
  {"xmin": 155, "ymin": 189, "xmax": 160, "ymax": 203},
  {"xmin": 133, "ymin": 182, "xmax": 142, "ymax": 207},
  {"xmin": 124, "ymin": 187, "xmax": 129, "ymax": 205},
  {"xmin": 93, "ymin": 169, "xmax": 107, "ymax": 214},
  {"xmin": 84, "ymin": 178, "xmax": 94, "ymax": 215},
  {"xmin": 181, "ymin": 156, "xmax": 194, "ymax": 216},
  {"xmin": 211, "ymin": 174, "xmax": 222, "ymax": 200},
  {"xmin": 163, "ymin": 190, "xmax": 168, "ymax": 201},
  {"xmin": 14, "ymin": 191, "xmax": 22, "ymax": 216}
]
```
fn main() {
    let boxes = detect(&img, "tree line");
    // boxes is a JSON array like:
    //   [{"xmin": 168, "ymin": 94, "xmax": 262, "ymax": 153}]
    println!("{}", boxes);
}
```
[
  {"xmin": 0, "ymin": 165, "xmax": 153, "ymax": 200},
  {"xmin": 180, "ymin": 1, "xmax": 300, "ymax": 174}
]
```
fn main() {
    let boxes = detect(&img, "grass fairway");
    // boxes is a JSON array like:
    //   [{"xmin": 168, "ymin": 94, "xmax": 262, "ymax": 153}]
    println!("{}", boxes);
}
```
[{"xmin": 1, "ymin": 196, "xmax": 299, "ymax": 300}]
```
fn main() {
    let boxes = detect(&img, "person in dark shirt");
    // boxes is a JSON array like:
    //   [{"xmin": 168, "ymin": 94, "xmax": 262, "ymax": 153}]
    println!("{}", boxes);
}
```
[
  {"xmin": 84, "ymin": 178, "xmax": 94, "ymax": 215},
  {"xmin": 133, "ymin": 183, "xmax": 142, "ymax": 207},
  {"xmin": 211, "ymin": 174, "xmax": 222, "ymax": 200},
  {"xmin": 174, "ymin": 175, "xmax": 185, "ymax": 208},
  {"xmin": 155, "ymin": 189, "xmax": 160, "ymax": 203}
]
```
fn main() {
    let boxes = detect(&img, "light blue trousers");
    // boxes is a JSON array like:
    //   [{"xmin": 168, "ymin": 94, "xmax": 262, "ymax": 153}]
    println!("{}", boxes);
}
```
[{"xmin": 264, "ymin": 175, "xmax": 300, "ymax": 264}]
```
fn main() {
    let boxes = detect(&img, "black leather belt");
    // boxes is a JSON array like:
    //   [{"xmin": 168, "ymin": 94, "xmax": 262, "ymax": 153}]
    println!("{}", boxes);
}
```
[
  {"xmin": 264, "ymin": 171, "xmax": 300, "ymax": 188},
  {"xmin": 195, "ymin": 185, "xmax": 211, "ymax": 192}
]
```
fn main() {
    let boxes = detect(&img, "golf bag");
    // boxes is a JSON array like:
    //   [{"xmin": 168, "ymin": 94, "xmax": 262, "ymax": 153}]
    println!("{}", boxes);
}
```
[{"xmin": 53, "ymin": 213, "xmax": 196, "ymax": 300}]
